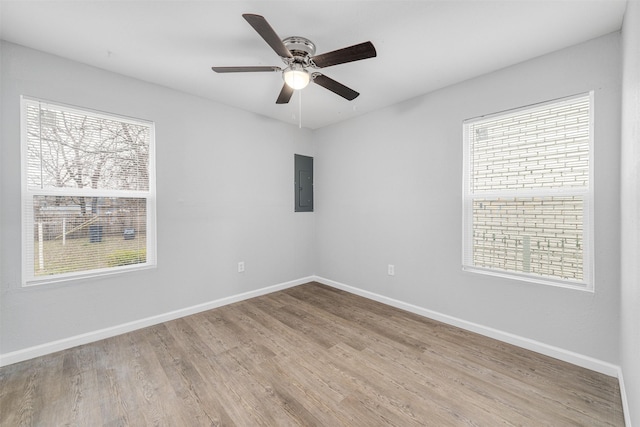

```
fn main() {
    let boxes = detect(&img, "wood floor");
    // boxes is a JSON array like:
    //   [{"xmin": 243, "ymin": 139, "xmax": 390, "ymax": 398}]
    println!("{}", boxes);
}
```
[{"xmin": 0, "ymin": 282, "xmax": 624, "ymax": 426}]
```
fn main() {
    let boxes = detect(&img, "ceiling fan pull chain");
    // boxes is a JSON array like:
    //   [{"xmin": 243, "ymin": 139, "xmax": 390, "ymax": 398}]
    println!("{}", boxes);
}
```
[{"xmin": 299, "ymin": 90, "xmax": 302, "ymax": 129}]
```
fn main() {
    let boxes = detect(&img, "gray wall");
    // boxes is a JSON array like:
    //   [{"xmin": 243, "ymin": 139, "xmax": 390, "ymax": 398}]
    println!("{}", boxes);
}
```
[
  {"xmin": 314, "ymin": 33, "xmax": 621, "ymax": 365},
  {"xmin": 620, "ymin": 0, "xmax": 640, "ymax": 424},
  {"xmin": 0, "ymin": 41, "xmax": 315, "ymax": 354}
]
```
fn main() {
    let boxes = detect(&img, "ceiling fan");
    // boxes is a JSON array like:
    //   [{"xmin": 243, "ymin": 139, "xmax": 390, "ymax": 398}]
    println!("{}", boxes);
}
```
[{"xmin": 212, "ymin": 14, "xmax": 377, "ymax": 104}]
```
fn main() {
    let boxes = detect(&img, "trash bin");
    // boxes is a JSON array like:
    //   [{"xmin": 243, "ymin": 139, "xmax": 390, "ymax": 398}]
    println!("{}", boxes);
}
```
[
  {"xmin": 89, "ymin": 225, "xmax": 103, "ymax": 243},
  {"xmin": 123, "ymin": 228, "xmax": 135, "ymax": 240}
]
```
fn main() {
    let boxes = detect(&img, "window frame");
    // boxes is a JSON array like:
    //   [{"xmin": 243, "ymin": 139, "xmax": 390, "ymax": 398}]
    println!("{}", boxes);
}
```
[
  {"xmin": 462, "ymin": 92, "xmax": 594, "ymax": 292},
  {"xmin": 20, "ymin": 96, "xmax": 157, "ymax": 287}
]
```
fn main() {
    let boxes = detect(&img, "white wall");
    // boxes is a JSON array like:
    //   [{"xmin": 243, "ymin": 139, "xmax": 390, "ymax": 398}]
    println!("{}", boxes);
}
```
[
  {"xmin": 620, "ymin": 0, "xmax": 640, "ymax": 424},
  {"xmin": 0, "ymin": 41, "xmax": 315, "ymax": 356},
  {"xmin": 314, "ymin": 33, "xmax": 621, "ymax": 365}
]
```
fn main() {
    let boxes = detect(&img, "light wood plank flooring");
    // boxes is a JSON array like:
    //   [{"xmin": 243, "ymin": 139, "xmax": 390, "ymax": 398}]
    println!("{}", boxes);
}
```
[{"xmin": 0, "ymin": 282, "xmax": 624, "ymax": 426}]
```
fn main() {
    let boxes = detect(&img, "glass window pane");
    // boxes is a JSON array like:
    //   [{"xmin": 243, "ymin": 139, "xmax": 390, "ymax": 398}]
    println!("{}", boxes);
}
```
[
  {"xmin": 25, "ymin": 102, "xmax": 150, "ymax": 192},
  {"xmin": 31, "ymin": 196, "xmax": 147, "ymax": 277},
  {"xmin": 468, "ymin": 97, "xmax": 590, "ymax": 192},
  {"xmin": 472, "ymin": 196, "xmax": 584, "ymax": 281}
]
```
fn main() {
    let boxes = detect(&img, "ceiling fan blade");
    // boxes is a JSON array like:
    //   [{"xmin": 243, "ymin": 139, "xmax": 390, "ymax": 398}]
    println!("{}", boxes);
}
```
[
  {"xmin": 242, "ymin": 14, "xmax": 292, "ymax": 59},
  {"xmin": 311, "ymin": 41, "xmax": 376, "ymax": 68},
  {"xmin": 312, "ymin": 74, "xmax": 359, "ymax": 101},
  {"xmin": 276, "ymin": 83, "xmax": 294, "ymax": 104},
  {"xmin": 212, "ymin": 66, "xmax": 282, "ymax": 73}
]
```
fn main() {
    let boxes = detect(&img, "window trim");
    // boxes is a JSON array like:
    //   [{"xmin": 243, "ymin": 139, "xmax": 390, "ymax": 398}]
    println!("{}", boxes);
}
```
[
  {"xmin": 20, "ymin": 96, "xmax": 157, "ymax": 287},
  {"xmin": 461, "ymin": 92, "xmax": 594, "ymax": 292}
]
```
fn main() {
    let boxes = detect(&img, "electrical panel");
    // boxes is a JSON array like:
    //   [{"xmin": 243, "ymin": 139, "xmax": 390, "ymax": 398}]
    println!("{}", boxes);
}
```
[{"xmin": 295, "ymin": 154, "xmax": 313, "ymax": 212}]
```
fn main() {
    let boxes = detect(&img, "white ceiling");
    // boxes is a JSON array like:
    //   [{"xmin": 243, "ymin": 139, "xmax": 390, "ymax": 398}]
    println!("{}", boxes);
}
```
[{"xmin": 0, "ymin": 0, "xmax": 628, "ymax": 129}]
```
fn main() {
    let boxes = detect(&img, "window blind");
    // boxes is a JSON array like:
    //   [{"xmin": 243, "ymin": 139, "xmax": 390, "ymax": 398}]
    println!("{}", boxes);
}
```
[
  {"xmin": 22, "ymin": 98, "xmax": 156, "ymax": 285},
  {"xmin": 462, "ymin": 93, "xmax": 592, "ymax": 289}
]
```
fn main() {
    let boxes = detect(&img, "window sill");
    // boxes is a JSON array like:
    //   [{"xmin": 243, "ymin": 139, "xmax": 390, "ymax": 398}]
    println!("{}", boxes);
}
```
[
  {"xmin": 462, "ymin": 265, "xmax": 593, "ymax": 292},
  {"xmin": 23, "ymin": 263, "xmax": 156, "ymax": 288}
]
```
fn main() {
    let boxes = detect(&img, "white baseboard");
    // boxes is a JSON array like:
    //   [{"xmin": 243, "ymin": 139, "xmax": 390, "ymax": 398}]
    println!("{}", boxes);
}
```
[
  {"xmin": 0, "ymin": 276, "xmax": 313, "ymax": 367},
  {"xmin": 617, "ymin": 367, "xmax": 632, "ymax": 427},
  {"xmin": 313, "ymin": 276, "xmax": 621, "ymax": 378}
]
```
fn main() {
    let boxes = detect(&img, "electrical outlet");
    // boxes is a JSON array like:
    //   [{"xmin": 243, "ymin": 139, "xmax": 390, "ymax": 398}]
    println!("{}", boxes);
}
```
[
  {"xmin": 238, "ymin": 261, "xmax": 245, "ymax": 273},
  {"xmin": 388, "ymin": 264, "xmax": 395, "ymax": 276}
]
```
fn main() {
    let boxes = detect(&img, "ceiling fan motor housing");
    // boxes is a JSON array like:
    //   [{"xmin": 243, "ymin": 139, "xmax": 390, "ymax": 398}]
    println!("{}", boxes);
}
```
[{"xmin": 283, "ymin": 36, "xmax": 316, "ymax": 65}]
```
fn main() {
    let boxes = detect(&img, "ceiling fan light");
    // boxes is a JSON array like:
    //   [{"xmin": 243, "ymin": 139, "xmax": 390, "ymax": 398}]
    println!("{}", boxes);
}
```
[{"xmin": 283, "ymin": 66, "xmax": 310, "ymax": 90}]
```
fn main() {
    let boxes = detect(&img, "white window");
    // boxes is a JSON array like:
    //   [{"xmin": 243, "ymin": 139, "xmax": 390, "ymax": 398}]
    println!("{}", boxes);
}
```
[
  {"xmin": 21, "ymin": 97, "xmax": 156, "ymax": 286},
  {"xmin": 462, "ymin": 93, "xmax": 593, "ymax": 291}
]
